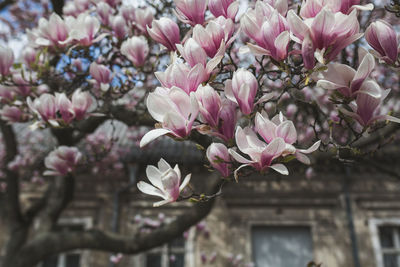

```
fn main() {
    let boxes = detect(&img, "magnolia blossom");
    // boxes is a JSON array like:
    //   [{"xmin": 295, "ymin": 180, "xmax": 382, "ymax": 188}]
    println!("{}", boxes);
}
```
[
  {"xmin": 0, "ymin": 106, "xmax": 22, "ymax": 123},
  {"xmin": 225, "ymin": 69, "xmax": 258, "ymax": 115},
  {"xmin": 71, "ymin": 89, "xmax": 92, "ymax": 120},
  {"xmin": 134, "ymin": 7, "xmax": 154, "ymax": 33},
  {"xmin": 121, "ymin": 36, "xmax": 149, "ymax": 67},
  {"xmin": 44, "ymin": 146, "xmax": 82, "ymax": 176},
  {"xmin": 241, "ymin": 1, "xmax": 290, "ymax": 61},
  {"xmin": 147, "ymin": 18, "xmax": 181, "ymax": 51},
  {"xmin": 265, "ymin": 0, "xmax": 288, "ymax": 15},
  {"xmin": 97, "ymin": 2, "xmax": 113, "ymax": 26},
  {"xmin": 155, "ymin": 62, "xmax": 207, "ymax": 94},
  {"xmin": 300, "ymin": 0, "xmax": 373, "ymax": 18},
  {"xmin": 137, "ymin": 158, "xmax": 191, "ymax": 207},
  {"xmin": 56, "ymin": 93, "xmax": 75, "ymax": 123},
  {"xmin": 206, "ymin": 143, "xmax": 231, "ymax": 177},
  {"xmin": 27, "ymin": 93, "xmax": 58, "ymax": 125},
  {"xmin": 140, "ymin": 87, "xmax": 199, "ymax": 147},
  {"xmin": 340, "ymin": 86, "xmax": 400, "ymax": 127},
  {"xmin": 111, "ymin": 15, "xmax": 128, "ymax": 39},
  {"xmin": 229, "ymin": 127, "xmax": 288, "ymax": 176},
  {"xmin": 174, "ymin": 0, "xmax": 207, "ymax": 26},
  {"xmin": 65, "ymin": 13, "xmax": 106, "ymax": 46},
  {"xmin": 193, "ymin": 17, "xmax": 235, "ymax": 58},
  {"xmin": 35, "ymin": 13, "xmax": 70, "ymax": 47},
  {"xmin": 208, "ymin": 0, "xmax": 239, "ymax": 20},
  {"xmin": 365, "ymin": 20, "xmax": 399, "ymax": 65},
  {"xmin": 0, "ymin": 46, "xmax": 14, "ymax": 76},
  {"xmin": 288, "ymin": 8, "xmax": 362, "ymax": 68},
  {"xmin": 217, "ymin": 99, "xmax": 237, "ymax": 141},
  {"xmin": 176, "ymin": 38, "xmax": 224, "ymax": 77},
  {"xmin": 89, "ymin": 62, "xmax": 112, "ymax": 91},
  {"xmin": 22, "ymin": 47, "xmax": 37, "ymax": 67},
  {"xmin": 195, "ymin": 85, "xmax": 221, "ymax": 127},
  {"xmin": 316, "ymin": 53, "xmax": 376, "ymax": 98},
  {"xmin": 254, "ymin": 112, "xmax": 321, "ymax": 165}
]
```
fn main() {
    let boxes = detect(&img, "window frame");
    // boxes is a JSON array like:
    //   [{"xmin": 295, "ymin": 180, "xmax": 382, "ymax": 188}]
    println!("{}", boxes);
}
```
[
  {"xmin": 369, "ymin": 218, "xmax": 400, "ymax": 267},
  {"xmin": 246, "ymin": 220, "xmax": 316, "ymax": 266},
  {"xmin": 133, "ymin": 227, "xmax": 195, "ymax": 267},
  {"xmin": 39, "ymin": 217, "xmax": 93, "ymax": 267}
]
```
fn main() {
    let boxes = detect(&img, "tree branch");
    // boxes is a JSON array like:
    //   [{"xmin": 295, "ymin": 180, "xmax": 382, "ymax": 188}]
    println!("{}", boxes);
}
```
[
  {"xmin": 15, "ymin": 177, "xmax": 222, "ymax": 267},
  {"xmin": 0, "ymin": 121, "xmax": 22, "ymax": 224}
]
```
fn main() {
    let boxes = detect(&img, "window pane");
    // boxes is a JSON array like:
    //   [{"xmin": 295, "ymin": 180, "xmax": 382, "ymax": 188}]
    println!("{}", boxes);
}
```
[
  {"xmin": 146, "ymin": 253, "xmax": 162, "ymax": 267},
  {"xmin": 169, "ymin": 237, "xmax": 185, "ymax": 249},
  {"xmin": 66, "ymin": 253, "xmax": 81, "ymax": 267},
  {"xmin": 251, "ymin": 226, "xmax": 313, "ymax": 267},
  {"xmin": 383, "ymin": 254, "xmax": 399, "ymax": 267},
  {"xmin": 41, "ymin": 256, "xmax": 58, "ymax": 267},
  {"xmin": 380, "ymin": 227, "xmax": 395, "ymax": 248},
  {"xmin": 169, "ymin": 253, "xmax": 184, "ymax": 267}
]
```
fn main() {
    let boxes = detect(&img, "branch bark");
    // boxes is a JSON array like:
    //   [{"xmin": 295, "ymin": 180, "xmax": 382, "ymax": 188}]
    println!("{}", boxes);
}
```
[{"xmin": 13, "ymin": 177, "xmax": 221, "ymax": 267}]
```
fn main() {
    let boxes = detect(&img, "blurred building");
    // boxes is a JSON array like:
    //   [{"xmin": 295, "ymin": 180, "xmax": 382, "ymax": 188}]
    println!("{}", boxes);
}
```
[{"xmin": 1, "ymin": 122, "xmax": 400, "ymax": 267}]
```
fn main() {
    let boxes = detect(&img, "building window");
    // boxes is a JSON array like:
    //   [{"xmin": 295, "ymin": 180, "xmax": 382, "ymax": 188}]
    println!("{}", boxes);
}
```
[
  {"xmin": 369, "ymin": 219, "xmax": 400, "ymax": 267},
  {"xmin": 40, "ymin": 218, "xmax": 92, "ymax": 267},
  {"xmin": 144, "ymin": 236, "xmax": 186, "ymax": 267},
  {"xmin": 251, "ymin": 226, "xmax": 313, "ymax": 267},
  {"xmin": 378, "ymin": 226, "xmax": 400, "ymax": 267}
]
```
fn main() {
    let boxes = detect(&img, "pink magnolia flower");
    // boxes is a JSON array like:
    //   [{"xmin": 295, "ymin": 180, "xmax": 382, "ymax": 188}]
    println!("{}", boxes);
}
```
[
  {"xmin": 110, "ymin": 254, "xmax": 123, "ymax": 264},
  {"xmin": 0, "ymin": 106, "xmax": 22, "ymax": 123},
  {"xmin": 193, "ymin": 17, "xmax": 235, "ymax": 58},
  {"xmin": 365, "ymin": 20, "xmax": 399, "ymax": 65},
  {"xmin": 35, "ymin": 13, "xmax": 70, "ymax": 47},
  {"xmin": 195, "ymin": 85, "xmax": 221, "ymax": 127},
  {"xmin": 241, "ymin": 1, "xmax": 290, "ymax": 61},
  {"xmin": 22, "ymin": 47, "xmax": 37, "ymax": 67},
  {"xmin": 300, "ymin": 0, "xmax": 373, "ymax": 18},
  {"xmin": 208, "ymin": 0, "xmax": 239, "ymax": 20},
  {"xmin": 65, "ymin": 13, "xmax": 107, "ymax": 46},
  {"xmin": 0, "ymin": 46, "xmax": 14, "ymax": 76},
  {"xmin": 111, "ymin": 15, "xmax": 128, "ymax": 39},
  {"xmin": 134, "ymin": 7, "xmax": 154, "ymax": 34},
  {"xmin": 44, "ymin": 146, "xmax": 82, "ymax": 176},
  {"xmin": 265, "ymin": 0, "xmax": 288, "ymax": 15},
  {"xmin": 288, "ymin": 8, "xmax": 362, "ymax": 69},
  {"xmin": 121, "ymin": 5, "xmax": 136, "ymax": 22},
  {"xmin": 147, "ymin": 17, "xmax": 180, "ymax": 51},
  {"xmin": 27, "ymin": 93, "xmax": 58, "ymax": 126},
  {"xmin": 0, "ymin": 85, "xmax": 16, "ymax": 103},
  {"xmin": 224, "ymin": 68, "xmax": 258, "ymax": 115},
  {"xmin": 174, "ymin": 0, "xmax": 207, "ymax": 26},
  {"xmin": 341, "ymin": 86, "xmax": 400, "ymax": 127},
  {"xmin": 316, "ymin": 53, "xmax": 375, "ymax": 98},
  {"xmin": 97, "ymin": 2, "xmax": 113, "ymax": 26},
  {"xmin": 12, "ymin": 73, "xmax": 32, "ymax": 97},
  {"xmin": 228, "ymin": 127, "xmax": 288, "ymax": 176},
  {"xmin": 254, "ymin": 112, "xmax": 321, "ymax": 164},
  {"xmin": 121, "ymin": 36, "xmax": 149, "ymax": 67},
  {"xmin": 137, "ymin": 158, "xmax": 191, "ymax": 207},
  {"xmin": 89, "ymin": 62, "xmax": 112, "ymax": 91},
  {"xmin": 217, "ymin": 99, "xmax": 237, "ymax": 141},
  {"xmin": 55, "ymin": 93, "xmax": 75, "ymax": 123},
  {"xmin": 206, "ymin": 143, "xmax": 231, "ymax": 177},
  {"xmin": 140, "ymin": 87, "xmax": 199, "ymax": 147},
  {"xmin": 71, "ymin": 89, "xmax": 92, "ymax": 120},
  {"xmin": 176, "ymin": 38, "xmax": 224, "ymax": 74},
  {"xmin": 155, "ymin": 62, "xmax": 207, "ymax": 94}
]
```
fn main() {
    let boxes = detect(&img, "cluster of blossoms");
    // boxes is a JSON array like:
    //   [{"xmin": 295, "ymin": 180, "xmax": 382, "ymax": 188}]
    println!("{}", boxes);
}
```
[
  {"xmin": 0, "ymin": 0, "xmax": 399, "ymax": 208},
  {"xmin": 135, "ymin": 0, "xmax": 400, "ymax": 206}
]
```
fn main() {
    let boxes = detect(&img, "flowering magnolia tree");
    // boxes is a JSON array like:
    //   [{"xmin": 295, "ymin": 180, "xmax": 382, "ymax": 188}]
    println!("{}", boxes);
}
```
[{"xmin": 0, "ymin": 0, "xmax": 400, "ymax": 266}]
